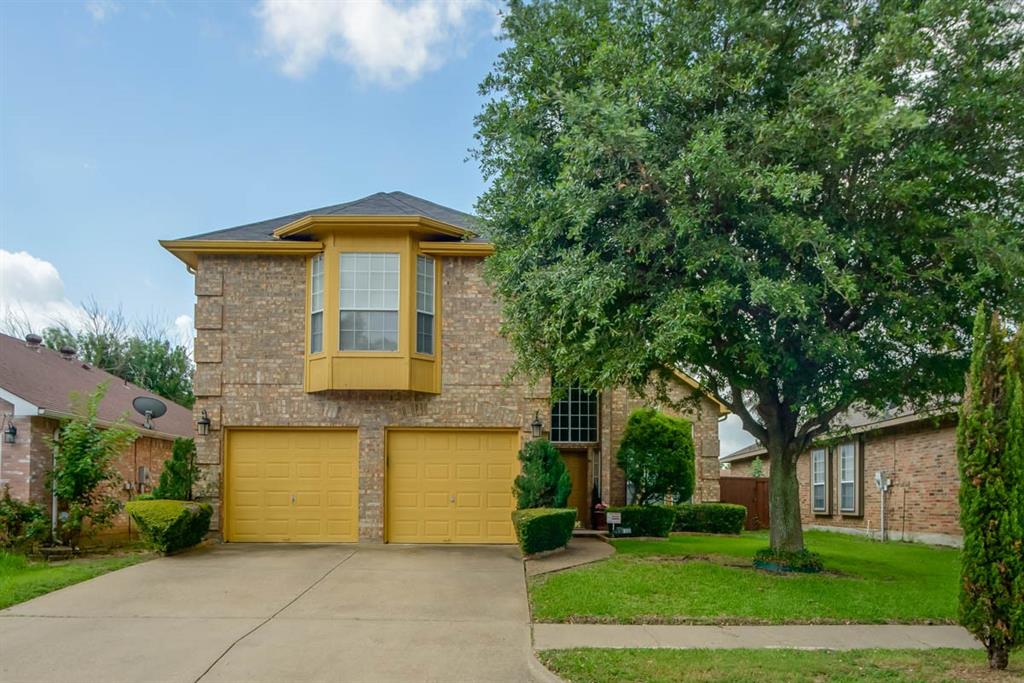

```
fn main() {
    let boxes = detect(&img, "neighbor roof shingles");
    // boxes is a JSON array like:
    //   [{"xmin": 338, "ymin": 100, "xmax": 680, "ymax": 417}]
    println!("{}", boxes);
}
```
[
  {"xmin": 0, "ymin": 333, "xmax": 193, "ymax": 438},
  {"xmin": 177, "ymin": 191, "xmax": 480, "ymax": 242}
]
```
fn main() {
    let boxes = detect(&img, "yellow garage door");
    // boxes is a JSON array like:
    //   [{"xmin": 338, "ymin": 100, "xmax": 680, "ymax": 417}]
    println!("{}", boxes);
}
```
[
  {"xmin": 226, "ymin": 429, "xmax": 358, "ymax": 543},
  {"xmin": 387, "ymin": 429, "xmax": 519, "ymax": 544}
]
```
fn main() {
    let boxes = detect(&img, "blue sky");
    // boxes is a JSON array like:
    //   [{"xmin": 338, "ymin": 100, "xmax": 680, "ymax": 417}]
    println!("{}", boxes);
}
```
[{"xmin": 0, "ymin": 0, "xmax": 753, "ymax": 454}]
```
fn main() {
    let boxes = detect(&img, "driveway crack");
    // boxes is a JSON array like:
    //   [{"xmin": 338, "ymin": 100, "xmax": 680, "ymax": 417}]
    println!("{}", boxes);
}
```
[{"xmin": 193, "ymin": 550, "xmax": 356, "ymax": 683}]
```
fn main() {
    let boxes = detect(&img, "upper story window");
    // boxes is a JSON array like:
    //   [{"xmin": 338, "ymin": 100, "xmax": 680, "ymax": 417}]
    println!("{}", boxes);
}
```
[
  {"xmin": 838, "ymin": 441, "xmax": 860, "ymax": 514},
  {"xmin": 810, "ymin": 448, "xmax": 828, "ymax": 513},
  {"xmin": 551, "ymin": 383, "xmax": 599, "ymax": 443},
  {"xmin": 416, "ymin": 255, "xmax": 435, "ymax": 355},
  {"xmin": 339, "ymin": 252, "xmax": 400, "ymax": 352},
  {"xmin": 309, "ymin": 253, "xmax": 324, "ymax": 354}
]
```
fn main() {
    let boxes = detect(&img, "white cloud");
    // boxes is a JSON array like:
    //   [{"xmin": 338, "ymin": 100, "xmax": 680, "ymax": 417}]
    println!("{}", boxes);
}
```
[
  {"xmin": 174, "ymin": 314, "xmax": 194, "ymax": 355},
  {"xmin": 85, "ymin": 0, "xmax": 120, "ymax": 22},
  {"xmin": 256, "ymin": 0, "xmax": 491, "ymax": 85},
  {"xmin": 719, "ymin": 414, "xmax": 757, "ymax": 459},
  {"xmin": 0, "ymin": 250, "xmax": 86, "ymax": 335}
]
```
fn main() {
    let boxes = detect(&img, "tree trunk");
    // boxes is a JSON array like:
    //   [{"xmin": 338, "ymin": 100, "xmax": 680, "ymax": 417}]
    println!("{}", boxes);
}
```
[
  {"xmin": 768, "ymin": 445, "xmax": 804, "ymax": 551},
  {"xmin": 988, "ymin": 643, "xmax": 1008, "ymax": 670}
]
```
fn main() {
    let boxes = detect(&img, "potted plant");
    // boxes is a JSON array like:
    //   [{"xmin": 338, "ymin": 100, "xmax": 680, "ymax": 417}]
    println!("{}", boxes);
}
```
[{"xmin": 591, "ymin": 483, "xmax": 608, "ymax": 529}]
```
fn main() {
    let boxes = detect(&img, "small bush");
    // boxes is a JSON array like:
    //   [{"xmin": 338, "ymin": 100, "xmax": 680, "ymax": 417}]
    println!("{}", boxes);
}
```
[
  {"xmin": 607, "ymin": 505, "xmax": 676, "ymax": 537},
  {"xmin": 673, "ymin": 503, "xmax": 747, "ymax": 534},
  {"xmin": 513, "ymin": 438, "xmax": 572, "ymax": 509},
  {"xmin": 152, "ymin": 437, "xmax": 196, "ymax": 501},
  {"xmin": 616, "ymin": 408, "xmax": 695, "ymax": 505},
  {"xmin": 511, "ymin": 508, "xmax": 576, "ymax": 554},
  {"xmin": 0, "ymin": 487, "xmax": 50, "ymax": 550},
  {"xmin": 753, "ymin": 547, "xmax": 825, "ymax": 573},
  {"xmin": 125, "ymin": 500, "xmax": 212, "ymax": 554}
]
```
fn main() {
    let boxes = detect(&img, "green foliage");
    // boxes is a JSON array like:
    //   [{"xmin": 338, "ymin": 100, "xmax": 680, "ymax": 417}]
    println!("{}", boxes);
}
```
[
  {"xmin": 0, "ymin": 487, "xmax": 50, "ymax": 550},
  {"xmin": 673, "ymin": 503, "xmax": 746, "ymax": 535},
  {"xmin": 753, "ymin": 547, "xmax": 825, "ymax": 574},
  {"xmin": 125, "ymin": 500, "xmax": 212, "ymax": 554},
  {"xmin": 48, "ymin": 383, "xmax": 137, "ymax": 548},
  {"xmin": 152, "ymin": 438, "xmax": 196, "ymax": 501},
  {"xmin": 0, "ymin": 551, "xmax": 150, "ymax": 610},
  {"xmin": 512, "ymin": 507, "xmax": 577, "ymax": 554},
  {"xmin": 616, "ymin": 408, "xmax": 694, "ymax": 505},
  {"xmin": 41, "ymin": 303, "xmax": 194, "ymax": 408},
  {"xmin": 607, "ymin": 505, "xmax": 676, "ymax": 537},
  {"xmin": 475, "ymin": 0, "xmax": 1024, "ymax": 553},
  {"xmin": 957, "ymin": 309, "xmax": 1024, "ymax": 669},
  {"xmin": 513, "ymin": 438, "xmax": 572, "ymax": 509},
  {"xmin": 750, "ymin": 457, "xmax": 764, "ymax": 479}
]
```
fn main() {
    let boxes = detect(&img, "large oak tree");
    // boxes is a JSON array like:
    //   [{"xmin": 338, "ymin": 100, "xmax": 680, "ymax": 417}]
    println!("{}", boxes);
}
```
[{"xmin": 474, "ymin": 0, "xmax": 1024, "ymax": 550}]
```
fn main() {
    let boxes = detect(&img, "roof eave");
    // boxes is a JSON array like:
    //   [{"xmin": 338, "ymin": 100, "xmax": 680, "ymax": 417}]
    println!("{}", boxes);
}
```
[
  {"xmin": 272, "ymin": 215, "xmax": 474, "ymax": 240},
  {"xmin": 159, "ymin": 239, "xmax": 326, "ymax": 269}
]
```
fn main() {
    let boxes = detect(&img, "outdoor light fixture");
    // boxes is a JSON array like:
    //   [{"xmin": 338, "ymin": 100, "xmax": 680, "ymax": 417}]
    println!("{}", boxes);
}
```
[
  {"xmin": 3, "ymin": 421, "xmax": 15, "ymax": 444},
  {"xmin": 196, "ymin": 409, "xmax": 211, "ymax": 436},
  {"xmin": 531, "ymin": 411, "xmax": 543, "ymax": 439}
]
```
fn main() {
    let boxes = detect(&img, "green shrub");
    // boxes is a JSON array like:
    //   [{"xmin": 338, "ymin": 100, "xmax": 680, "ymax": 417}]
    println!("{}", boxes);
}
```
[
  {"xmin": 753, "ymin": 547, "xmax": 824, "ymax": 573},
  {"xmin": 511, "ymin": 508, "xmax": 576, "ymax": 554},
  {"xmin": 616, "ymin": 408, "xmax": 695, "ymax": 505},
  {"xmin": 125, "ymin": 500, "xmax": 212, "ymax": 554},
  {"xmin": 673, "ymin": 503, "xmax": 747, "ymax": 534},
  {"xmin": 607, "ymin": 505, "xmax": 676, "ymax": 537},
  {"xmin": 513, "ymin": 438, "xmax": 572, "ymax": 509},
  {"xmin": 0, "ymin": 487, "xmax": 50, "ymax": 550},
  {"xmin": 152, "ymin": 437, "xmax": 196, "ymax": 501}
]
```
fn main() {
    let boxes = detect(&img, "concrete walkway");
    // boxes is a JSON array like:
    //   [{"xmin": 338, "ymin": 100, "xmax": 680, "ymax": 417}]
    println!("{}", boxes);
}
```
[
  {"xmin": 525, "ymin": 537, "xmax": 615, "ymax": 577},
  {"xmin": 1, "ymin": 544, "xmax": 552, "ymax": 683},
  {"xmin": 533, "ymin": 623, "xmax": 981, "ymax": 651}
]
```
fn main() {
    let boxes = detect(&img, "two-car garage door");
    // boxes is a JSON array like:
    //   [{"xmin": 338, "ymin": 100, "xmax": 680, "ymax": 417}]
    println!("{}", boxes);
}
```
[{"xmin": 225, "ymin": 428, "xmax": 519, "ymax": 544}]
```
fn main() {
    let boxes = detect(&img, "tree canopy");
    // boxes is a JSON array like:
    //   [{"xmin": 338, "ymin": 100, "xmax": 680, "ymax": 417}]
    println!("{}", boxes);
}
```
[{"xmin": 475, "ymin": 0, "xmax": 1024, "ymax": 550}]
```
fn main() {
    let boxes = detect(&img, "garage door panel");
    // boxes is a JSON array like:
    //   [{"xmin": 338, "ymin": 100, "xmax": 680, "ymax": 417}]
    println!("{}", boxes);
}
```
[
  {"xmin": 226, "ymin": 429, "xmax": 358, "ymax": 543},
  {"xmin": 386, "ymin": 429, "xmax": 519, "ymax": 544}
]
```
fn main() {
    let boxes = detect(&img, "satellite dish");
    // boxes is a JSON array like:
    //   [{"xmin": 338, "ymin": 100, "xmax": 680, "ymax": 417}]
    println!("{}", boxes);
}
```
[{"xmin": 132, "ymin": 396, "xmax": 167, "ymax": 429}]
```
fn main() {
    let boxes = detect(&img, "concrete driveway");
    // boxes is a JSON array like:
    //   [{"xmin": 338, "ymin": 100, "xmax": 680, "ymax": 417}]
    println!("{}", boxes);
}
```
[{"xmin": 0, "ymin": 544, "xmax": 550, "ymax": 683}]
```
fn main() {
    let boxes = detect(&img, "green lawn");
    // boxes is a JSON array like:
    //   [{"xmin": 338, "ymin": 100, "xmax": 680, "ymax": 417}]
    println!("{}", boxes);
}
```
[
  {"xmin": 0, "ymin": 551, "xmax": 152, "ymax": 610},
  {"xmin": 538, "ymin": 649, "xmax": 1022, "ymax": 683},
  {"xmin": 530, "ymin": 531, "xmax": 959, "ymax": 624}
]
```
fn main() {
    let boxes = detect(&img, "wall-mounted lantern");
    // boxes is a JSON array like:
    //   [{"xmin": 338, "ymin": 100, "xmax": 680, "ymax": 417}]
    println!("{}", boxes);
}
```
[
  {"xmin": 531, "ymin": 411, "xmax": 543, "ymax": 440},
  {"xmin": 3, "ymin": 421, "xmax": 16, "ymax": 444},
  {"xmin": 196, "ymin": 409, "xmax": 211, "ymax": 436}
]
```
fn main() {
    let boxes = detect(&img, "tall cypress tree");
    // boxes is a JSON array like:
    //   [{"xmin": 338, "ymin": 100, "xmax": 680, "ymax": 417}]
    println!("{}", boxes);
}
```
[{"xmin": 957, "ymin": 309, "xmax": 1024, "ymax": 669}]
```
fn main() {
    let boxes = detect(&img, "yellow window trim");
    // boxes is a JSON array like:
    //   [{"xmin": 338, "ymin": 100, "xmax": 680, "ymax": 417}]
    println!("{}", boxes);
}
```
[
  {"xmin": 160, "ymin": 239, "xmax": 325, "ymax": 269},
  {"xmin": 418, "ymin": 241, "xmax": 495, "ymax": 256}
]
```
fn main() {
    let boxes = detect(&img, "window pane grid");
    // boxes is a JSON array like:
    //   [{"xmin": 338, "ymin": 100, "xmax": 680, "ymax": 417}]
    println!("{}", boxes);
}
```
[
  {"xmin": 416, "ymin": 255, "xmax": 434, "ymax": 355},
  {"xmin": 551, "ymin": 384, "xmax": 599, "ymax": 443},
  {"xmin": 310, "ymin": 254, "xmax": 324, "ymax": 353},
  {"xmin": 811, "ymin": 449, "xmax": 826, "ymax": 511},
  {"xmin": 839, "ymin": 442, "xmax": 856, "ymax": 512},
  {"xmin": 340, "ymin": 253, "xmax": 400, "ymax": 351}
]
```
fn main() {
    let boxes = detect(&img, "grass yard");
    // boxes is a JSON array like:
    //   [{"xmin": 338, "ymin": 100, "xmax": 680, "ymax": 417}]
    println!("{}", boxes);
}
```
[
  {"xmin": 0, "ymin": 550, "xmax": 152, "ymax": 610},
  {"xmin": 538, "ymin": 648, "xmax": 1023, "ymax": 683},
  {"xmin": 530, "ymin": 531, "xmax": 959, "ymax": 624}
]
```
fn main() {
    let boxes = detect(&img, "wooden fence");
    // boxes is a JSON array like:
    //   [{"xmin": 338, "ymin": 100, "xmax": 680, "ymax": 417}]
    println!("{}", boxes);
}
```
[{"xmin": 719, "ymin": 476, "xmax": 770, "ymax": 530}]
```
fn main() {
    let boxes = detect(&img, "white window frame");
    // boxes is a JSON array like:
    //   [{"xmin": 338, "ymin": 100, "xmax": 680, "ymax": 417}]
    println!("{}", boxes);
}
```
[
  {"xmin": 811, "ymin": 448, "xmax": 828, "ymax": 513},
  {"xmin": 339, "ymin": 252, "xmax": 400, "ymax": 352},
  {"xmin": 838, "ymin": 441, "xmax": 859, "ymax": 514},
  {"xmin": 415, "ymin": 254, "xmax": 435, "ymax": 355},
  {"xmin": 309, "ymin": 253, "xmax": 324, "ymax": 354}
]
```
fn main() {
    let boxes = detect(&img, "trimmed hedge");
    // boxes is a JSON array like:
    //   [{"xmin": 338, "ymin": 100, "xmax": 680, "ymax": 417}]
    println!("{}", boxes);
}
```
[
  {"xmin": 673, "ymin": 503, "xmax": 747, "ymax": 534},
  {"xmin": 125, "ymin": 500, "xmax": 212, "ymax": 554},
  {"xmin": 512, "ymin": 508, "xmax": 576, "ymax": 554},
  {"xmin": 753, "ymin": 547, "xmax": 825, "ymax": 574},
  {"xmin": 606, "ymin": 505, "xmax": 676, "ymax": 537}
]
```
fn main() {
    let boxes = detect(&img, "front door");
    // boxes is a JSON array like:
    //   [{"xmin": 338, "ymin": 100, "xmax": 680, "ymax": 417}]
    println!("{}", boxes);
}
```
[{"xmin": 560, "ymin": 449, "xmax": 589, "ymax": 527}]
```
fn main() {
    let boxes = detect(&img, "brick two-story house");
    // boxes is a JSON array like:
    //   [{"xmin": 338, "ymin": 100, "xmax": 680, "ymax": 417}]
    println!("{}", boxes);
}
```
[{"xmin": 162, "ymin": 191, "xmax": 727, "ymax": 544}]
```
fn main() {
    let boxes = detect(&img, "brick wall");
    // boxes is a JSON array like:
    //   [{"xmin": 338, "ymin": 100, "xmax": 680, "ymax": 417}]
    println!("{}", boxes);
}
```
[{"xmin": 192, "ymin": 253, "xmax": 723, "ymax": 541}]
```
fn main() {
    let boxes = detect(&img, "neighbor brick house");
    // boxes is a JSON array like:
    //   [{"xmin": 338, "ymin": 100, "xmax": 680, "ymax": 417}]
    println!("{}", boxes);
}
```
[
  {"xmin": 0, "ymin": 332, "xmax": 193, "ymax": 543},
  {"xmin": 721, "ymin": 408, "xmax": 961, "ymax": 546},
  {"xmin": 161, "ymin": 191, "xmax": 727, "ymax": 544}
]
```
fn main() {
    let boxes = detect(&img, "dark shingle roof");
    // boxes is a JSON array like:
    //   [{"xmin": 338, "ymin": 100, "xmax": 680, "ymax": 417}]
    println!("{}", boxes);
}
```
[
  {"xmin": 179, "ymin": 191, "xmax": 479, "ymax": 242},
  {"xmin": 0, "ymin": 333, "xmax": 193, "ymax": 439}
]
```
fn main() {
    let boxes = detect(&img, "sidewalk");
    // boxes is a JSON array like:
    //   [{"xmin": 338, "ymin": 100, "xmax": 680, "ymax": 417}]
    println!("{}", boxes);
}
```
[
  {"xmin": 525, "ymin": 537, "xmax": 615, "ymax": 577},
  {"xmin": 533, "ymin": 624, "xmax": 981, "ymax": 651}
]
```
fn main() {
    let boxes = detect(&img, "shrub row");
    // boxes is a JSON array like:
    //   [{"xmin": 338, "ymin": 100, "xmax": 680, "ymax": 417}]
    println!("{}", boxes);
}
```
[
  {"xmin": 606, "ymin": 505, "xmax": 677, "ymax": 537},
  {"xmin": 125, "ymin": 500, "xmax": 212, "ymax": 554},
  {"xmin": 673, "ymin": 503, "xmax": 747, "ymax": 534},
  {"xmin": 511, "ymin": 508, "xmax": 576, "ymax": 554}
]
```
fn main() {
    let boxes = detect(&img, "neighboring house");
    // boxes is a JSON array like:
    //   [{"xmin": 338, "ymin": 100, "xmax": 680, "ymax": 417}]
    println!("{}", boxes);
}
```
[
  {"xmin": 161, "ymin": 191, "xmax": 728, "ymax": 545},
  {"xmin": 721, "ymin": 407, "xmax": 961, "ymax": 546},
  {"xmin": 0, "ymin": 332, "xmax": 193, "ymax": 543}
]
